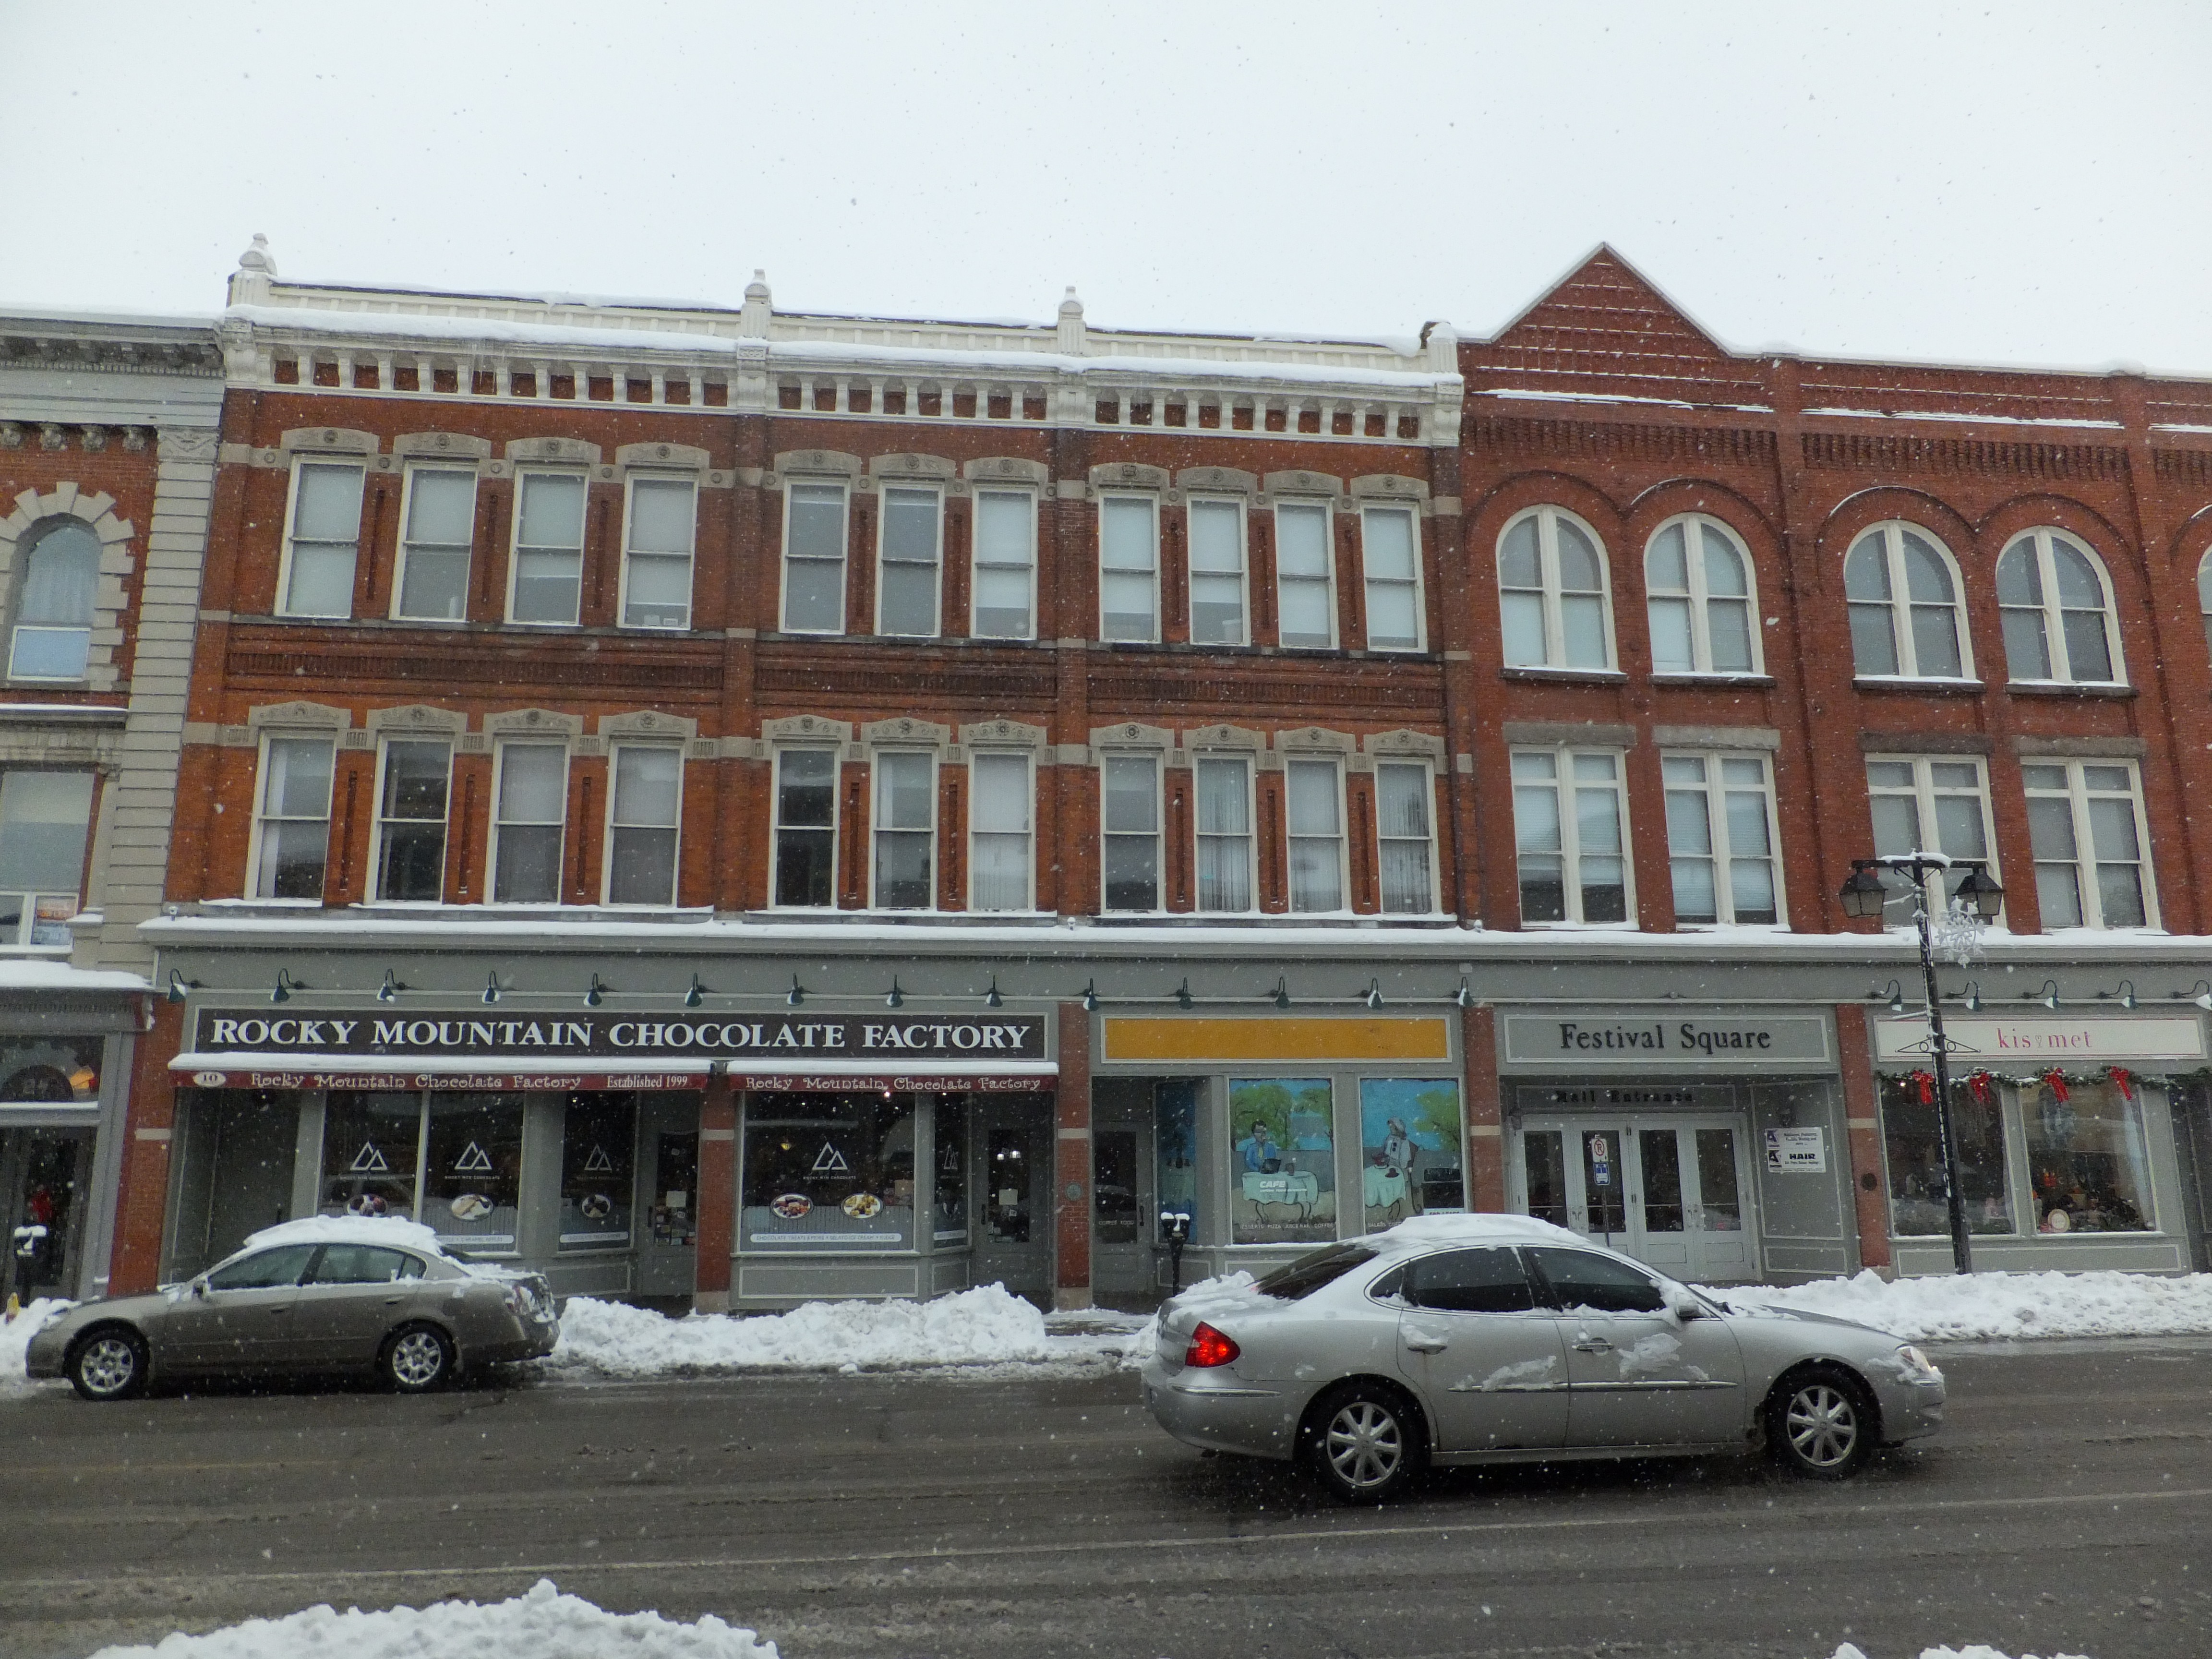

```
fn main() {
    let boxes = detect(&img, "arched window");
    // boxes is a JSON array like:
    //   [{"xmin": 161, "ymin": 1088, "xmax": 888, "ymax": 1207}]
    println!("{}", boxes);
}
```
[
  {"xmin": 1497, "ymin": 506, "xmax": 1613, "ymax": 670},
  {"xmin": 1843, "ymin": 522, "xmax": 1969, "ymax": 680},
  {"xmin": 8, "ymin": 519, "xmax": 100, "ymax": 681},
  {"xmin": 1646, "ymin": 514, "xmax": 1758, "ymax": 674},
  {"xmin": 1996, "ymin": 529, "xmax": 2123, "ymax": 685}
]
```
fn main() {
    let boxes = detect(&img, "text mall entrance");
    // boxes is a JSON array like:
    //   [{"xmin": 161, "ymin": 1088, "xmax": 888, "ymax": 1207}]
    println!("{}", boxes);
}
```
[{"xmin": 1516, "ymin": 1114, "xmax": 1757, "ymax": 1283}]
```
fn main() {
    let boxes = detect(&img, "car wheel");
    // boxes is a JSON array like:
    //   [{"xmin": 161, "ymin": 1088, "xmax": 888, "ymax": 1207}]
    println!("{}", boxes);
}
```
[
  {"xmin": 1767, "ymin": 1364, "xmax": 1875, "ymax": 1479},
  {"xmin": 68, "ymin": 1327, "xmax": 148, "ymax": 1402},
  {"xmin": 380, "ymin": 1322, "xmax": 454, "ymax": 1393},
  {"xmin": 1306, "ymin": 1382, "xmax": 1425, "ymax": 1504}
]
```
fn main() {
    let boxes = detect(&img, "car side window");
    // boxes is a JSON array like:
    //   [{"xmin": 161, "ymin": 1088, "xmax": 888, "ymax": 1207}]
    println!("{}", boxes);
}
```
[
  {"xmin": 1526, "ymin": 1246, "xmax": 1667, "ymax": 1314},
  {"xmin": 205, "ymin": 1244, "xmax": 317, "ymax": 1291},
  {"xmin": 1404, "ymin": 1247, "xmax": 1538, "ymax": 1313},
  {"xmin": 304, "ymin": 1244, "xmax": 423, "ymax": 1285}
]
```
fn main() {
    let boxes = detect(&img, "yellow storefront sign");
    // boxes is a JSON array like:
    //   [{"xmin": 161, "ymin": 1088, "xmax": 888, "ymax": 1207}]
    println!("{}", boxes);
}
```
[{"xmin": 1103, "ymin": 1017, "xmax": 1452, "ymax": 1064}]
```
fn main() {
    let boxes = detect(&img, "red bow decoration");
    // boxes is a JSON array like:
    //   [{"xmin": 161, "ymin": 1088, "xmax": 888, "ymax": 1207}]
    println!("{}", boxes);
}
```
[
  {"xmin": 1967, "ymin": 1070, "xmax": 1993, "ymax": 1105},
  {"xmin": 2043, "ymin": 1069, "xmax": 2070, "ymax": 1103},
  {"xmin": 2108, "ymin": 1066, "xmax": 2133, "ymax": 1099},
  {"xmin": 1910, "ymin": 1069, "xmax": 1936, "ymax": 1105}
]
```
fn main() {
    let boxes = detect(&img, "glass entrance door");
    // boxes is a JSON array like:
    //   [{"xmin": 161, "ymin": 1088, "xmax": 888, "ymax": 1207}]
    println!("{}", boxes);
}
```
[
  {"xmin": 1516, "ymin": 1117, "xmax": 1757, "ymax": 1283},
  {"xmin": 974, "ymin": 1098, "xmax": 1052, "ymax": 1307}
]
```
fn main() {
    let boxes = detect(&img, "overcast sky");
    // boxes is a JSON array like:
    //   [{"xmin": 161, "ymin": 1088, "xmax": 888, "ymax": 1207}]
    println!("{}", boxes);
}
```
[{"xmin": 9, "ymin": 2, "xmax": 2210, "ymax": 373}]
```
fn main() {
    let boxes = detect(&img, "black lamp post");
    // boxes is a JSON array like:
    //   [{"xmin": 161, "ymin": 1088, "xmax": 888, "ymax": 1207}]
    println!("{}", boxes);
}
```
[{"xmin": 1838, "ymin": 854, "xmax": 2004, "ymax": 1274}]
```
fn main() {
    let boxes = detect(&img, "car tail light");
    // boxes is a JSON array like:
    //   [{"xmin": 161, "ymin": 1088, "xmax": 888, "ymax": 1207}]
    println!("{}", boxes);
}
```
[{"xmin": 1184, "ymin": 1322, "xmax": 1240, "ymax": 1369}]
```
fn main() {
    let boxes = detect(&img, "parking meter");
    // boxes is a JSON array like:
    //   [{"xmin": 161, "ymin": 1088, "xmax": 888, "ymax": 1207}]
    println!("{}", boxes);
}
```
[{"xmin": 1159, "ymin": 1208, "xmax": 1193, "ymax": 1295}]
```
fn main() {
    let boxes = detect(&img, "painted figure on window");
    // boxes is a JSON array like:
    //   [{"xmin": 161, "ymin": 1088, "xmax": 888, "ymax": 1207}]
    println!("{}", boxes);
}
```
[{"xmin": 1241, "ymin": 1120, "xmax": 1282, "ymax": 1174}]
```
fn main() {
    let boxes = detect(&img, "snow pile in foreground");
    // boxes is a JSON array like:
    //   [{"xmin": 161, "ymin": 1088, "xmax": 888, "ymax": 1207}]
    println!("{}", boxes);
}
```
[
  {"xmin": 551, "ymin": 1283, "xmax": 1055, "ymax": 1375},
  {"xmin": 1712, "ymin": 1267, "xmax": 2212, "ymax": 1343},
  {"xmin": 1, "ymin": 1298, "xmax": 68, "ymax": 1393},
  {"xmin": 83, "ymin": 1578, "xmax": 773, "ymax": 1658},
  {"xmin": 1832, "ymin": 1644, "xmax": 2091, "ymax": 1659}
]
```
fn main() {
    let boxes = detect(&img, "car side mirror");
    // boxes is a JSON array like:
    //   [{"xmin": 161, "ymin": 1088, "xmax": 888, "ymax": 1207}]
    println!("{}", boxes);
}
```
[
  {"xmin": 1670, "ymin": 1294, "xmax": 1706, "ymax": 1321},
  {"xmin": 191, "ymin": 1279, "xmax": 208, "ymax": 1298}
]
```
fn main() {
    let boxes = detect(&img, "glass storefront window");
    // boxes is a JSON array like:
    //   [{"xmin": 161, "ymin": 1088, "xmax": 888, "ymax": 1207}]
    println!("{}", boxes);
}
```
[
  {"xmin": 1358, "ymin": 1078, "xmax": 1464, "ymax": 1231},
  {"xmin": 320, "ymin": 1092, "xmax": 423, "ymax": 1219},
  {"xmin": 423, "ymin": 1094, "xmax": 524, "ymax": 1250},
  {"xmin": 1881, "ymin": 1076, "xmax": 2013, "ymax": 1236},
  {"xmin": 2024, "ymin": 1079, "xmax": 2154, "ymax": 1234},
  {"xmin": 0, "ymin": 1034, "xmax": 101, "ymax": 1103},
  {"xmin": 1155, "ymin": 1080, "xmax": 1199, "ymax": 1240},
  {"xmin": 1229, "ymin": 1078, "xmax": 1335, "ymax": 1245},
  {"xmin": 934, "ymin": 1096, "xmax": 968, "ymax": 1244},
  {"xmin": 1093, "ymin": 1128, "xmax": 1139, "ymax": 1244},
  {"xmin": 1523, "ymin": 1128, "xmax": 1569, "ymax": 1228},
  {"xmin": 560, "ymin": 1094, "xmax": 637, "ymax": 1249},
  {"xmin": 742, "ymin": 1093, "xmax": 916, "ymax": 1250}
]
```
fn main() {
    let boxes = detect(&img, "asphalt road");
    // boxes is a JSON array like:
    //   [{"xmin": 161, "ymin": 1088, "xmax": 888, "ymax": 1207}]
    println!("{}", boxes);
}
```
[{"xmin": 4, "ymin": 1339, "xmax": 2211, "ymax": 1659}]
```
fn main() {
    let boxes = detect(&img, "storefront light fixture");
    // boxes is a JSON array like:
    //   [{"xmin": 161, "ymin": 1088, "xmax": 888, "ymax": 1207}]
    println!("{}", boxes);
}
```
[
  {"xmin": 885, "ymin": 976, "xmax": 905, "ymax": 1009},
  {"xmin": 1363, "ymin": 978, "xmax": 1384, "ymax": 1010},
  {"xmin": 271, "ymin": 968, "xmax": 303, "ymax": 1004},
  {"xmin": 2102, "ymin": 979, "xmax": 2139, "ymax": 1011},
  {"xmin": 1172, "ymin": 978, "xmax": 1193, "ymax": 1010},
  {"xmin": 1080, "ymin": 980, "xmax": 1100, "ymax": 1013},
  {"xmin": 377, "ymin": 969, "xmax": 405, "ymax": 1003},
  {"xmin": 481, "ymin": 972, "xmax": 505, "ymax": 1005},
  {"xmin": 1453, "ymin": 979, "xmax": 1476, "ymax": 1009},
  {"xmin": 2182, "ymin": 980, "xmax": 2212, "ymax": 1012},
  {"xmin": 584, "ymin": 973, "xmax": 608, "ymax": 1008},
  {"xmin": 1872, "ymin": 979, "xmax": 1907, "ymax": 1015},
  {"xmin": 1270, "ymin": 976, "xmax": 1291, "ymax": 1010},
  {"xmin": 165, "ymin": 969, "xmax": 201, "ymax": 1005},
  {"xmin": 1961, "ymin": 981, "xmax": 1984, "ymax": 1012},
  {"xmin": 983, "ymin": 974, "xmax": 1005, "ymax": 1009},
  {"xmin": 2026, "ymin": 979, "xmax": 2062, "ymax": 1010},
  {"xmin": 787, "ymin": 974, "xmax": 806, "ymax": 1007},
  {"xmin": 683, "ymin": 974, "xmax": 707, "ymax": 1009}
]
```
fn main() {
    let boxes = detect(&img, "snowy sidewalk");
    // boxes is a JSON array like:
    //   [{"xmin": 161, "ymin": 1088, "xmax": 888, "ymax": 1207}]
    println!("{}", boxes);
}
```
[{"xmin": 1704, "ymin": 1267, "xmax": 2212, "ymax": 1344}]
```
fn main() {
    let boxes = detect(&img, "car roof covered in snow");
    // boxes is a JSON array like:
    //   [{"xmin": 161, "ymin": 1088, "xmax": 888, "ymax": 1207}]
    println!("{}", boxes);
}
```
[
  {"xmin": 240, "ymin": 1215, "xmax": 447, "ymax": 1257},
  {"xmin": 1361, "ymin": 1213, "xmax": 1589, "ymax": 1251}
]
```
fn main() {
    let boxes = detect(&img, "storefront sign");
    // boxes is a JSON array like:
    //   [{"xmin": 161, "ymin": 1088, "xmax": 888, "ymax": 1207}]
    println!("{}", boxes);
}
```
[
  {"xmin": 737, "ymin": 1072, "xmax": 1052, "ymax": 1093},
  {"xmin": 1502, "ymin": 1010, "xmax": 1833, "ymax": 1071},
  {"xmin": 1872, "ymin": 1016, "xmax": 2205, "ymax": 1063},
  {"xmin": 178, "ymin": 1068, "xmax": 708, "ymax": 1092},
  {"xmin": 1515, "ymin": 1082, "xmax": 1741, "ymax": 1112},
  {"xmin": 1763, "ymin": 1127, "xmax": 1827, "ymax": 1174},
  {"xmin": 189, "ymin": 1009, "xmax": 1047, "ymax": 1062},
  {"xmin": 1103, "ymin": 1017, "xmax": 1450, "ymax": 1064}
]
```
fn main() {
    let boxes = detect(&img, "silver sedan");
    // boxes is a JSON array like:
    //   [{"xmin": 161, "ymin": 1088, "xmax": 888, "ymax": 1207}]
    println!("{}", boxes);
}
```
[
  {"xmin": 25, "ymin": 1221, "xmax": 559, "ymax": 1401},
  {"xmin": 1140, "ymin": 1215, "xmax": 1945, "ymax": 1502}
]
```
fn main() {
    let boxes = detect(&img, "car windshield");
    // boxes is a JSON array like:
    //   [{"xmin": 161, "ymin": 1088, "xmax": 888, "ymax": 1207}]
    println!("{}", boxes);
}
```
[{"xmin": 1253, "ymin": 1242, "xmax": 1379, "ymax": 1300}]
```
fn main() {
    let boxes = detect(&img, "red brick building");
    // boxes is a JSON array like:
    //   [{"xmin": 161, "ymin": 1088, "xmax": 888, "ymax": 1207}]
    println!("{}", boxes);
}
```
[{"xmin": 110, "ymin": 241, "xmax": 2212, "ymax": 1310}]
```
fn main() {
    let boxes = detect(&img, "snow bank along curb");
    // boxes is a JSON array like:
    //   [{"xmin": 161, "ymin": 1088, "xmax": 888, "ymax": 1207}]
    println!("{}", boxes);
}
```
[
  {"xmin": 1832, "ymin": 1645, "xmax": 2091, "ymax": 1659},
  {"xmin": 1709, "ymin": 1268, "xmax": 2212, "ymax": 1343},
  {"xmin": 82, "ymin": 1577, "xmax": 774, "ymax": 1658},
  {"xmin": 2, "ymin": 1298, "xmax": 69, "ymax": 1393}
]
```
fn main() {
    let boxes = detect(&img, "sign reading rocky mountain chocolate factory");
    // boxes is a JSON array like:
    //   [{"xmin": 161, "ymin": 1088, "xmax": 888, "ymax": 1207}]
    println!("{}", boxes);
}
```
[
  {"xmin": 1501, "ymin": 1010, "xmax": 1833, "ymax": 1070},
  {"xmin": 192, "ymin": 1009, "xmax": 1046, "ymax": 1061}
]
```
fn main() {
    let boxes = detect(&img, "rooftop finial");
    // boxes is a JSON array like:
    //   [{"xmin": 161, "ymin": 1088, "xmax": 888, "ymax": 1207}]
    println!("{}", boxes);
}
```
[
  {"xmin": 745, "ymin": 268, "xmax": 770, "ymax": 302},
  {"xmin": 1058, "ymin": 285, "xmax": 1083, "ymax": 319},
  {"xmin": 238, "ymin": 233, "xmax": 276, "ymax": 276}
]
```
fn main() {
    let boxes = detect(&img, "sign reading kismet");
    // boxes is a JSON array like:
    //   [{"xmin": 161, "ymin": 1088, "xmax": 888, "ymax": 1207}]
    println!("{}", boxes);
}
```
[
  {"xmin": 193, "ymin": 1010, "xmax": 1047, "ymax": 1061},
  {"xmin": 1502, "ymin": 1011, "xmax": 1832, "ymax": 1070}
]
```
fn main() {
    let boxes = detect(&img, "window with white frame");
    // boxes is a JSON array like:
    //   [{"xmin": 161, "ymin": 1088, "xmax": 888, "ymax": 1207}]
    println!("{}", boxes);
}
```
[
  {"xmin": 772, "ymin": 747, "xmax": 839, "ymax": 907},
  {"xmin": 1996, "ymin": 528, "xmax": 2123, "ymax": 685},
  {"xmin": 781, "ymin": 482, "xmax": 849, "ymax": 634},
  {"xmin": 605, "ymin": 745, "xmax": 681, "ymax": 906},
  {"xmin": 279, "ymin": 460, "xmax": 365, "ymax": 618},
  {"xmin": 1194, "ymin": 755, "xmax": 1254, "ymax": 912},
  {"xmin": 0, "ymin": 769, "xmax": 95, "ymax": 947},
  {"xmin": 1101, "ymin": 753, "xmax": 1160, "ymax": 912},
  {"xmin": 1646, "ymin": 515, "xmax": 1758, "ymax": 675},
  {"xmin": 1661, "ymin": 752, "xmax": 1781, "ymax": 926},
  {"xmin": 1844, "ymin": 522, "xmax": 1970, "ymax": 680},
  {"xmin": 508, "ymin": 471, "xmax": 588, "ymax": 625},
  {"xmin": 2022, "ymin": 759, "xmax": 2154, "ymax": 930},
  {"xmin": 1497, "ymin": 506, "xmax": 1611, "ymax": 670},
  {"xmin": 971, "ymin": 489, "xmax": 1036, "ymax": 638},
  {"xmin": 1099, "ymin": 494, "xmax": 1158, "ymax": 642},
  {"xmin": 393, "ymin": 468, "xmax": 475, "ymax": 623},
  {"xmin": 8, "ymin": 520, "xmax": 99, "ymax": 680},
  {"xmin": 250, "ymin": 736, "xmax": 333, "ymax": 901},
  {"xmin": 968, "ymin": 751, "xmax": 1033, "ymax": 912},
  {"xmin": 1375, "ymin": 761, "xmax": 1436, "ymax": 914},
  {"xmin": 1274, "ymin": 501, "xmax": 1336, "ymax": 649},
  {"xmin": 1360, "ymin": 505, "xmax": 1423, "ymax": 651},
  {"xmin": 872, "ymin": 751, "xmax": 936, "ymax": 909},
  {"xmin": 1187, "ymin": 498, "xmax": 1248, "ymax": 645},
  {"xmin": 1864, "ymin": 756, "xmax": 2000, "ymax": 926},
  {"xmin": 373, "ymin": 738, "xmax": 451, "ymax": 902},
  {"xmin": 1512, "ymin": 748, "xmax": 1630, "ymax": 925},
  {"xmin": 490, "ymin": 742, "xmax": 567, "ymax": 903},
  {"xmin": 876, "ymin": 486, "xmax": 942, "ymax": 637},
  {"xmin": 1285, "ymin": 758, "xmax": 1344, "ymax": 913},
  {"xmin": 620, "ymin": 475, "xmax": 697, "ymax": 630}
]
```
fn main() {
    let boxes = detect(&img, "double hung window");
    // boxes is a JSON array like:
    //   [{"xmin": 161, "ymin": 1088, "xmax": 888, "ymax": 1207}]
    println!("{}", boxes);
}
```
[
  {"xmin": 621, "ymin": 476, "xmax": 697, "ymax": 630},
  {"xmin": 605, "ymin": 745, "xmax": 681, "ymax": 906},
  {"xmin": 772, "ymin": 749, "xmax": 839, "ymax": 907},
  {"xmin": 1375, "ymin": 761, "xmax": 1436, "ymax": 914},
  {"xmin": 1274, "ymin": 502, "xmax": 1336, "ymax": 648},
  {"xmin": 876, "ymin": 487, "xmax": 942, "ymax": 637},
  {"xmin": 0, "ymin": 769, "xmax": 94, "ymax": 947},
  {"xmin": 1187, "ymin": 498, "xmax": 1248, "ymax": 645},
  {"xmin": 781, "ymin": 482, "xmax": 849, "ymax": 634},
  {"xmin": 9, "ymin": 521, "xmax": 99, "ymax": 680},
  {"xmin": 251, "ymin": 736, "xmax": 334, "ymax": 901},
  {"xmin": 491, "ymin": 743, "xmax": 567, "ymax": 903},
  {"xmin": 1661, "ymin": 753, "xmax": 1781, "ymax": 926},
  {"xmin": 1194, "ymin": 756, "xmax": 1254, "ymax": 912},
  {"xmin": 1099, "ymin": 495, "xmax": 1158, "ymax": 642},
  {"xmin": 280, "ymin": 461, "xmax": 365, "ymax": 618},
  {"xmin": 1512, "ymin": 748, "xmax": 1629, "ymax": 925},
  {"xmin": 1844, "ymin": 523, "xmax": 1969, "ymax": 680},
  {"xmin": 393, "ymin": 468, "xmax": 476, "ymax": 622},
  {"xmin": 1360, "ymin": 505, "xmax": 1423, "ymax": 650},
  {"xmin": 1863, "ymin": 757, "xmax": 1999, "ymax": 925},
  {"xmin": 1497, "ymin": 506, "xmax": 1611, "ymax": 669},
  {"xmin": 2022, "ymin": 759, "xmax": 2153, "ymax": 929},
  {"xmin": 374, "ymin": 739, "xmax": 451, "ymax": 902},
  {"xmin": 968, "ymin": 752, "xmax": 1033, "ymax": 912},
  {"xmin": 1646, "ymin": 515, "xmax": 1757, "ymax": 675},
  {"xmin": 509, "ymin": 472, "xmax": 587, "ymax": 625},
  {"xmin": 1101, "ymin": 754, "xmax": 1161, "ymax": 912},
  {"xmin": 971, "ymin": 490, "xmax": 1036, "ymax": 638},
  {"xmin": 1285, "ymin": 759, "xmax": 1344, "ymax": 913},
  {"xmin": 871, "ymin": 751, "xmax": 935, "ymax": 909},
  {"xmin": 1996, "ymin": 529, "xmax": 2123, "ymax": 685}
]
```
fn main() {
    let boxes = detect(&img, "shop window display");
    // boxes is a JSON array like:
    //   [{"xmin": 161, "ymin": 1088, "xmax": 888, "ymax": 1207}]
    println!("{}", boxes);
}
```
[
  {"xmin": 421, "ymin": 1094, "xmax": 523, "ymax": 1249},
  {"xmin": 1229, "ymin": 1078, "xmax": 1335, "ymax": 1245},
  {"xmin": 1155, "ymin": 1081, "xmax": 1199, "ymax": 1239},
  {"xmin": 1880, "ymin": 1075, "xmax": 2012, "ymax": 1237},
  {"xmin": 319, "ymin": 1092, "xmax": 424, "ymax": 1220},
  {"xmin": 933, "ymin": 1100, "xmax": 968, "ymax": 1244},
  {"xmin": 2024, "ymin": 1076, "xmax": 2153, "ymax": 1234},
  {"xmin": 742, "ymin": 1093, "xmax": 916, "ymax": 1250},
  {"xmin": 560, "ymin": 1094, "xmax": 636, "ymax": 1248},
  {"xmin": 1359, "ymin": 1078, "xmax": 1464, "ymax": 1230},
  {"xmin": 0, "ymin": 1034, "xmax": 101, "ymax": 1103}
]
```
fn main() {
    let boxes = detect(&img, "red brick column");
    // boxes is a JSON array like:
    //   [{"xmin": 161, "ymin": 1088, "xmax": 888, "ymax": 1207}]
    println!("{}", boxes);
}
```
[
  {"xmin": 695, "ymin": 1077, "xmax": 738, "ymax": 1312},
  {"xmin": 110, "ymin": 1000, "xmax": 187, "ymax": 1294},
  {"xmin": 1833, "ymin": 1003, "xmax": 1893, "ymax": 1273},
  {"xmin": 1461, "ymin": 1003, "xmax": 1506, "ymax": 1212},
  {"xmin": 1053, "ymin": 999, "xmax": 1093, "ymax": 1309}
]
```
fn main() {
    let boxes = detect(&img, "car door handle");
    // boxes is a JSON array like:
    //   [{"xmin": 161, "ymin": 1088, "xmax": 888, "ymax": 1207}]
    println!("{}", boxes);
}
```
[
  {"xmin": 1572, "ymin": 1337, "xmax": 1612, "ymax": 1353},
  {"xmin": 1403, "ymin": 1336, "xmax": 1449, "ymax": 1354}
]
